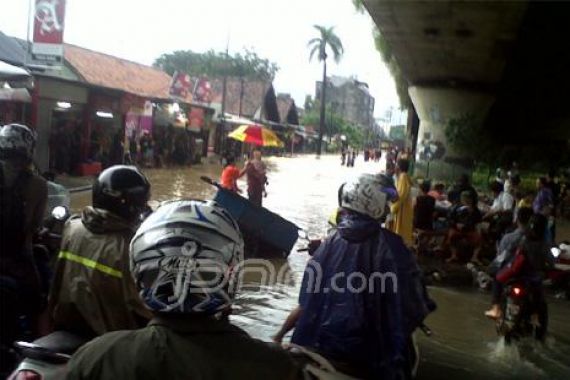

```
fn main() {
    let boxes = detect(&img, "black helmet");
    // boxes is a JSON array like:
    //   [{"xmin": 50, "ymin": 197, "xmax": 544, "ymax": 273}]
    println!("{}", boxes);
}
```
[
  {"xmin": 0, "ymin": 123, "xmax": 37, "ymax": 161},
  {"xmin": 93, "ymin": 165, "xmax": 150, "ymax": 221}
]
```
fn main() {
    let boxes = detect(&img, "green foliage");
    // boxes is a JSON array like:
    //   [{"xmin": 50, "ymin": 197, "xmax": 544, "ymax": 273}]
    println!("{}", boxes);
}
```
[
  {"xmin": 444, "ymin": 113, "xmax": 497, "ymax": 167},
  {"xmin": 308, "ymin": 25, "xmax": 344, "ymax": 64},
  {"xmin": 154, "ymin": 48, "xmax": 279, "ymax": 81},
  {"xmin": 301, "ymin": 103, "xmax": 364, "ymax": 148},
  {"xmin": 372, "ymin": 27, "xmax": 412, "ymax": 109},
  {"xmin": 304, "ymin": 95, "xmax": 315, "ymax": 112},
  {"xmin": 352, "ymin": 0, "xmax": 366, "ymax": 13}
]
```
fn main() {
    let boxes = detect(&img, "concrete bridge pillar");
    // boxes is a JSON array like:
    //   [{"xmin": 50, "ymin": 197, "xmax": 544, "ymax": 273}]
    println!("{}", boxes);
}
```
[{"xmin": 408, "ymin": 86, "xmax": 494, "ymax": 181}]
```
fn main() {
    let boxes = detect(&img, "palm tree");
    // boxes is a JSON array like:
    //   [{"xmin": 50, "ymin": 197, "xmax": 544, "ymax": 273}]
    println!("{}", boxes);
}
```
[{"xmin": 308, "ymin": 25, "xmax": 344, "ymax": 156}]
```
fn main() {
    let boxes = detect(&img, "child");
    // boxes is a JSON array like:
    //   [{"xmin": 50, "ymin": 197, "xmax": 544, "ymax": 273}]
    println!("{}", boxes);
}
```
[{"xmin": 220, "ymin": 156, "xmax": 241, "ymax": 193}]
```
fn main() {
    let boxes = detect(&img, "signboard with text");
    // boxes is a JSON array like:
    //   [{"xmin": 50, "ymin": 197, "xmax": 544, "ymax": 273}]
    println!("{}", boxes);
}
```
[{"xmin": 32, "ymin": 0, "xmax": 67, "ymax": 66}]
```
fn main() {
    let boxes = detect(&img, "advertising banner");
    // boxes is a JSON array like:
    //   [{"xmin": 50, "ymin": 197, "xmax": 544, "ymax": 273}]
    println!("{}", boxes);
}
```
[
  {"xmin": 193, "ymin": 78, "xmax": 212, "ymax": 103},
  {"xmin": 31, "ymin": 0, "xmax": 67, "ymax": 66},
  {"xmin": 169, "ymin": 71, "xmax": 192, "ymax": 100}
]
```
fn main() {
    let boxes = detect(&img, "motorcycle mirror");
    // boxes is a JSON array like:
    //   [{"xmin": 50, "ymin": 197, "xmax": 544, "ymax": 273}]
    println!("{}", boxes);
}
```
[{"xmin": 51, "ymin": 206, "xmax": 69, "ymax": 221}]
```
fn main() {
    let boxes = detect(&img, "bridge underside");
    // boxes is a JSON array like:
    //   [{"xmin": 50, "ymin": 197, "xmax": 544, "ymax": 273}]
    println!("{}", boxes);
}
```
[{"xmin": 364, "ymin": 0, "xmax": 570, "ymax": 174}]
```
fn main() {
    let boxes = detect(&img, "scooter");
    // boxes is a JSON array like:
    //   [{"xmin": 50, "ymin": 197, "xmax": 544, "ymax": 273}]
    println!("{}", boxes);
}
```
[
  {"xmin": 496, "ymin": 280, "xmax": 548, "ymax": 344},
  {"xmin": 8, "ymin": 331, "xmax": 89, "ymax": 380},
  {"xmin": 0, "ymin": 206, "xmax": 71, "ymax": 378}
]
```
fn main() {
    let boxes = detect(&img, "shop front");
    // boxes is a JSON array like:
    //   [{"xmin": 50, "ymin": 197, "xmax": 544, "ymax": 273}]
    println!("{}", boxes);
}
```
[
  {"xmin": 81, "ymin": 89, "xmax": 124, "ymax": 173},
  {"xmin": 35, "ymin": 76, "xmax": 88, "ymax": 173},
  {"xmin": 122, "ymin": 94, "xmax": 153, "ymax": 167}
]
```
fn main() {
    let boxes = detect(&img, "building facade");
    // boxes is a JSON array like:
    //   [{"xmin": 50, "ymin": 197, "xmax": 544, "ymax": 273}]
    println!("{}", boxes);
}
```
[{"xmin": 315, "ymin": 76, "xmax": 375, "ymax": 129}]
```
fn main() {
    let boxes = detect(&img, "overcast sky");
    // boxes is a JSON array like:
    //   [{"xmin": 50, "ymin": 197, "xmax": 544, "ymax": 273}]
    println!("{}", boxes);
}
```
[{"xmin": 1, "ymin": 0, "xmax": 400, "ymax": 116}]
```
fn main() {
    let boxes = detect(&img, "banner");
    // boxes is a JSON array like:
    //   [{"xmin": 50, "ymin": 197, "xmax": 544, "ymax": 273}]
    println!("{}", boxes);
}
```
[
  {"xmin": 193, "ymin": 78, "xmax": 212, "ymax": 103},
  {"xmin": 169, "ymin": 71, "xmax": 192, "ymax": 100},
  {"xmin": 31, "ymin": 0, "xmax": 67, "ymax": 66}
]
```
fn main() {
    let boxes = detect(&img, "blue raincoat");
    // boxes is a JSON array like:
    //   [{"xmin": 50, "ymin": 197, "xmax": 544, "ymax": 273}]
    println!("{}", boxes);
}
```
[{"xmin": 292, "ymin": 212, "xmax": 435, "ymax": 379}]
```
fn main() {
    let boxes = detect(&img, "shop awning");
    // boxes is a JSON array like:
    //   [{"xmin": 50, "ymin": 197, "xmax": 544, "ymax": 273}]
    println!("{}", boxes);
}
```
[
  {"xmin": 294, "ymin": 125, "xmax": 318, "ymax": 139},
  {"xmin": 0, "ymin": 61, "xmax": 30, "ymax": 80},
  {"xmin": 222, "ymin": 113, "xmax": 258, "ymax": 126},
  {"xmin": 0, "ymin": 87, "xmax": 31, "ymax": 102}
]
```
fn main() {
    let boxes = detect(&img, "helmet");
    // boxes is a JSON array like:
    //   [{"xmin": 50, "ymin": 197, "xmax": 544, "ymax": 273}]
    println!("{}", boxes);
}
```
[
  {"xmin": 0, "ymin": 124, "xmax": 37, "ymax": 161},
  {"xmin": 339, "ymin": 173, "xmax": 398, "ymax": 220},
  {"xmin": 129, "ymin": 200, "xmax": 244, "ymax": 314},
  {"xmin": 92, "ymin": 165, "xmax": 150, "ymax": 221}
]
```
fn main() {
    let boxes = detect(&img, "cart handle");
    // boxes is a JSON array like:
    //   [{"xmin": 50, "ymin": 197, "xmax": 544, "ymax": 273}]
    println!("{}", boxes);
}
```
[{"xmin": 200, "ymin": 176, "xmax": 221, "ymax": 188}]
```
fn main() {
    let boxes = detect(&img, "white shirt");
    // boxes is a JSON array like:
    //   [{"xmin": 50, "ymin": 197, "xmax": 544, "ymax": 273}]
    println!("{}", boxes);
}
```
[{"xmin": 491, "ymin": 191, "xmax": 514, "ymax": 212}]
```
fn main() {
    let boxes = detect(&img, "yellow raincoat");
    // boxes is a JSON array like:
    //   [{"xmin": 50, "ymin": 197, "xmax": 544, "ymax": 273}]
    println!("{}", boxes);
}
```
[{"xmin": 389, "ymin": 172, "xmax": 414, "ymax": 246}]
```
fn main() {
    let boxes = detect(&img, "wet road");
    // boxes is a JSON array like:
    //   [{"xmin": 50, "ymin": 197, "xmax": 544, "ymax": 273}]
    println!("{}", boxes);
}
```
[{"xmin": 71, "ymin": 155, "xmax": 570, "ymax": 379}]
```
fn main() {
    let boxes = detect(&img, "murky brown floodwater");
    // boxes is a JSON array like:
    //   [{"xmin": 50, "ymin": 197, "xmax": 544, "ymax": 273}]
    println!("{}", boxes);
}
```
[{"xmin": 71, "ymin": 155, "xmax": 570, "ymax": 379}]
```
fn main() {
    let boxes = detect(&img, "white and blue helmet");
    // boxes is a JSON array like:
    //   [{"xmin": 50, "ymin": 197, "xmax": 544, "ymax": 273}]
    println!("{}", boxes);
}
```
[
  {"xmin": 130, "ymin": 200, "xmax": 244, "ymax": 314},
  {"xmin": 339, "ymin": 173, "xmax": 398, "ymax": 220}
]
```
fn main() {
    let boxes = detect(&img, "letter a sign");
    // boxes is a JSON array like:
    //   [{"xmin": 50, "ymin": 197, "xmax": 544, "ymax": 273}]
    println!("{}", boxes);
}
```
[{"xmin": 32, "ymin": 0, "xmax": 67, "ymax": 66}]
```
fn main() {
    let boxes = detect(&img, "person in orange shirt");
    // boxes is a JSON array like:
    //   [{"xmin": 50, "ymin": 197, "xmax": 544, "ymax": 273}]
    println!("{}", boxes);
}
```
[{"xmin": 220, "ymin": 156, "xmax": 241, "ymax": 193}]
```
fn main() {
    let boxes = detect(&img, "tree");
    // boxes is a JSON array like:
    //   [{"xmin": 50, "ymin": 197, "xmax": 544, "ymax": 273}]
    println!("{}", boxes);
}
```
[
  {"xmin": 444, "ymin": 113, "xmax": 498, "ymax": 168},
  {"xmin": 308, "ymin": 25, "xmax": 344, "ymax": 157},
  {"xmin": 154, "ymin": 48, "xmax": 279, "ymax": 81},
  {"xmin": 301, "ymin": 104, "xmax": 363, "ymax": 149},
  {"xmin": 352, "ymin": 1, "xmax": 411, "ymax": 109}
]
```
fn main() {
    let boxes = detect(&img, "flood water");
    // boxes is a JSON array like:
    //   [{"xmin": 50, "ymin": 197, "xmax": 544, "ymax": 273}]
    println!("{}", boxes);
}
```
[{"xmin": 71, "ymin": 155, "xmax": 570, "ymax": 379}]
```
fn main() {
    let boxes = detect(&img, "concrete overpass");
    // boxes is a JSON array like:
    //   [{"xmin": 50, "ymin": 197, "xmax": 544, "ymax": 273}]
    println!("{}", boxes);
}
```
[{"xmin": 363, "ymin": 0, "xmax": 570, "ymax": 176}]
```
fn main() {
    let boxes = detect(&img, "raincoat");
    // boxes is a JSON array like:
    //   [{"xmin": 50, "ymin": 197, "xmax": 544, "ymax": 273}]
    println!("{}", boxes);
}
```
[
  {"xmin": 48, "ymin": 207, "xmax": 152, "ymax": 337},
  {"xmin": 67, "ymin": 315, "xmax": 302, "ymax": 380},
  {"xmin": 292, "ymin": 212, "xmax": 435, "ymax": 379},
  {"xmin": 390, "ymin": 172, "xmax": 414, "ymax": 245}
]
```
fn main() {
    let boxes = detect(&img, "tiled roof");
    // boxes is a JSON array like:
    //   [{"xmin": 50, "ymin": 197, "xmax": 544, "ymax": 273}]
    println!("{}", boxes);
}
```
[{"xmin": 65, "ymin": 44, "xmax": 186, "ymax": 101}]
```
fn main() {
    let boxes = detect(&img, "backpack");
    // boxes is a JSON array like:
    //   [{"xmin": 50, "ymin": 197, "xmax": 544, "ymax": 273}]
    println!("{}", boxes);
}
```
[{"xmin": 0, "ymin": 161, "xmax": 30, "ymax": 267}]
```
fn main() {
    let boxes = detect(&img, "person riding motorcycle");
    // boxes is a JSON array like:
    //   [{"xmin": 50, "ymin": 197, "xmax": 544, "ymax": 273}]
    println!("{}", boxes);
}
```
[
  {"xmin": 486, "ymin": 213, "xmax": 554, "ymax": 323},
  {"xmin": 485, "ymin": 207, "xmax": 533, "ymax": 319},
  {"xmin": 66, "ymin": 200, "xmax": 303, "ymax": 380},
  {"xmin": 274, "ymin": 173, "xmax": 435, "ymax": 379},
  {"xmin": 48, "ymin": 165, "xmax": 153, "ymax": 338},
  {"xmin": 0, "ymin": 124, "xmax": 48, "ymax": 374}
]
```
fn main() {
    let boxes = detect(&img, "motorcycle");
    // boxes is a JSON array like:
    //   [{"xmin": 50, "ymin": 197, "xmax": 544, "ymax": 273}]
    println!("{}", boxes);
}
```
[
  {"xmin": 0, "ymin": 206, "xmax": 71, "ymax": 378},
  {"xmin": 8, "ymin": 331, "xmax": 89, "ymax": 380},
  {"xmin": 546, "ymin": 242, "xmax": 570, "ymax": 299},
  {"xmin": 496, "ymin": 280, "xmax": 548, "ymax": 344}
]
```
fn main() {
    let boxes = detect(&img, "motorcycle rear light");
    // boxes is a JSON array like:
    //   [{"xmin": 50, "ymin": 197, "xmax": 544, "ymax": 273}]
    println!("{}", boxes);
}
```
[
  {"xmin": 13, "ymin": 370, "xmax": 43, "ymax": 380},
  {"xmin": 512, "ymin": 286, "xmax": 523, "ymax": 296}
]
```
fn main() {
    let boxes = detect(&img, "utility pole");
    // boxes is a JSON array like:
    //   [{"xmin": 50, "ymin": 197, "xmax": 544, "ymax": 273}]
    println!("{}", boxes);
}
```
[
  {"xmin": 220, "ymin": 39, "xmax": 229, "ymax": 155},
  {"xmin": 317, "ymin": 60, "xmax": 327, "ymax": 157}
]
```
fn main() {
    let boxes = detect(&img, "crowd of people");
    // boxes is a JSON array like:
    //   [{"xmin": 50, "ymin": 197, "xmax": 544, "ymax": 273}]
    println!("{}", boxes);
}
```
[
  {"xmin": 1, "ymin": 123, "xmax": 567, "ymax": 378},
  {"xmin": 0, "ymin": 123, "xmax": 434, "ymax": 379},
  {"xmin": 48, "ymin": 124, "xmax": 204, "ymax": 174}
]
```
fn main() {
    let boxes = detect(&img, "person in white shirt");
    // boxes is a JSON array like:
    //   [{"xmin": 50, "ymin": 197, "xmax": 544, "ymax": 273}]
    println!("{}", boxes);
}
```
[{"xmin": 485, "ymin": 181, "xmax": 515, "ymax": 219}]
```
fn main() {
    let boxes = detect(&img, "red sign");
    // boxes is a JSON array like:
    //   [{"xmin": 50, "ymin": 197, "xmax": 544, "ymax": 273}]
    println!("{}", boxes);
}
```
[
  {"xmin": 169, "ymin": 71, "xmax": 192, "ymax": 100},
  {"xmin": 189, "ymin": 107, "xmax": 205, "ymax": 130},
  {"xmin": 193, "ymin": 78, "xmax": 212, "ymax": 103},
  {"xmin": 31, "ymin": 0, "xmax": 67, "ymax": 65},
  {"xmin": 33, "ymin": 0, "xmax": 66, "ymax": 44}
]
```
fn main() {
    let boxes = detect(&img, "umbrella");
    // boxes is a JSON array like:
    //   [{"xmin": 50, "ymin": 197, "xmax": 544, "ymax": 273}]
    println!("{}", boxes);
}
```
[{"xmin": 228, "ymin": 124, "xmax": 284, "ymax": 147}]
